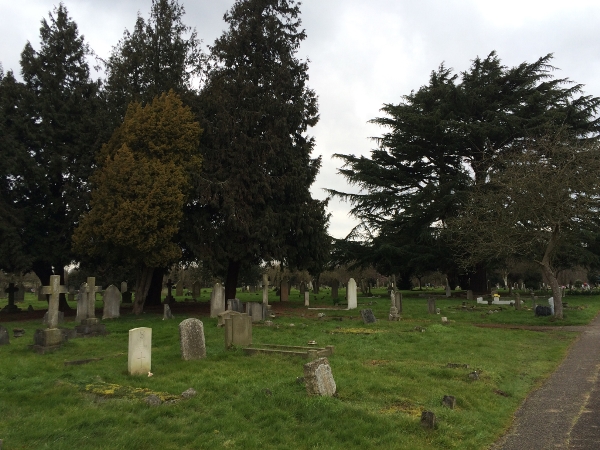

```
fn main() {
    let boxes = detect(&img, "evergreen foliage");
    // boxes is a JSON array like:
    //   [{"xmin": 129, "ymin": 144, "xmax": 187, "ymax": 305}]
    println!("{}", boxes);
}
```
[
  {"xmin": 73, "ymin": 91, "xmax": 201, "ymax": 313},
  {"xmin": 330, "ymin": 52, "xmax": 600, "ymax": 289},
  {"xmin": 184, "ymin": 0, "xmax": 329, "ymax": 300}
]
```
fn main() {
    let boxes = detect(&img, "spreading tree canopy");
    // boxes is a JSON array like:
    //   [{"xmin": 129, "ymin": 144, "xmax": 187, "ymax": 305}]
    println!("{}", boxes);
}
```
[
  {"xmin": 184, "ymin": 0, "xmax": 329, "ymax": 300},
  {"xmin": 0, "ymin": 5, "xmax": 104, "ymax": 302},
  {"xmin": 73, "ymin": 91, "xmax": 202, "ymax": 314},
  {"xmin": 330, "ymin": 52, "xmax": 600, "ymax": 290}
]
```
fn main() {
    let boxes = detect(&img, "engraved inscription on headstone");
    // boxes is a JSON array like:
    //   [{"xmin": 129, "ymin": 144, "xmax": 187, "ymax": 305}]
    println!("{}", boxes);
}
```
[{"xmin": 128, "ymin": 327, "xmax": 152, "ymax": 375}]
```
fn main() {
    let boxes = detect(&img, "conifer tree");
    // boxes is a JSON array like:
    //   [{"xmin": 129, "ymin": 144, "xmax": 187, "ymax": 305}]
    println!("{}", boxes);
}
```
[{"xmin": 185, "ymin": 0, "xmax": 329, "ymax": 300}]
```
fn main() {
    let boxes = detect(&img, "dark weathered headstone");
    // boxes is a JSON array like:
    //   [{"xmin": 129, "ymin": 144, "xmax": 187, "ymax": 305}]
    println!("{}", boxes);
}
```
[
  {"xmin": 427, "ymin": 298, "xmax": 436, "ymax": 314},
  {"xmin": 421, "ymin": 411, "xmax": 436, "ymax": 429},
  {"xmin": 303, "ymin": 357, "xmax": 336, "ymax": 396},
  {"xmin": 442, "ymin": 395, "xmax": 456, "ymax": 409},
  {"xmin": 331, "ymin": 279, "xmax": 339, "ymax": 299},
  {"xmin": 163, "ymin": 304, "xmax": 173, "ymax": 320},
  {"xmin": 535, "ymin": 305, "xmax": 552, "ymax": 316},
  {"xmin": 191, "ymin": 281, "xmax": 201, "ymax": 300},
  {"xmin": 0, "ymin": 325, "xmax": 9, "ymax": 345},
  {"xmin": 360, "ymin": 309, "xmax": 377, "ymax": 324},
  {"xmin": 179, "ymin": 318, "xmax": 206, "ymax": 360},
  {"xmin": 515, "ymin": 293, "xmax": 521, "ymax": 310},
  {"xmin": 3, "ymin": 283, "xmax": 21, "ymax": 313},
  {"xmin": 102, "ymin": 285, "xmax": 121, "ymax": 319},
  {"xmin": 280, "ymin": 280, "xmax": 289, "ymax": 302},
  {"xmin": 227, "ymin": 298, "xmax": 243, "ymax": 312}
]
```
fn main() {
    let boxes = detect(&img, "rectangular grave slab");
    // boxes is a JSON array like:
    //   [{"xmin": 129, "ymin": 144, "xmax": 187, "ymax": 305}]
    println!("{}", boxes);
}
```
[
  {"xmin": 218, "ymin": 310, "xmax": 243, "ymax": 327},
  {"xmin": 225, "ymin": 313, "xmax": 252, "ymax": 348},
  {"xmin": 303, "ymin": 357, "xmax": 336, "ymax": 396},
  {"xmin": 243, "ymin": 344, "xmax": 334, "ymax": 359},
  {"xmin": 128, "ymin": 327, "xmax": 152, "ymax": 375}
]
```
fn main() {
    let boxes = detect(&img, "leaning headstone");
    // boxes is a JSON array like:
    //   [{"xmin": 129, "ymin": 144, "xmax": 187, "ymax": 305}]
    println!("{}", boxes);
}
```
[
  {"xmin": 304, "ymin": 291, "xmax": 310, "ymax": 307},
  {"xmin": 303, "ymin": 357, "xmax": 336, "ymax": 396},
  {"xmin": 179, "ymin": 318, "xmax": 206, "ymax": 360},
  {"xmin": 176, "ymin": 280, "xmax": 183, "ymax": 297},
  {"xmin": 331, "ymin": 279, "xmax": 339, "ymax": 299},
  {"xmin": 210, "ymin": 283, "xmax": 225, "ymax": 318},
  {"xmin": 102, "ymin": 285, "xmax": 121, "ymax": 319},
  {"xmin": 280, "ymin": 280, "xmax": 289, "ymax": 302},
  {"xmin": 163, "ymin": 304, "xmax": 173, "ymax": 320},
  {"xmin": 360, "ymin": 309, "xmax": 376, "ymax": 324},
  {"xmin": 0, "ymin": 325, "xmax": 9, "ymax": 345},
  {"xmin": 120, "ymin": 281, "xmax": 127, "ymax": 294},
  {"xmin": 421, "ymin": 411, "xmax": 436, "ymax": 429},
  {"xmin": 191, "ymin": 281, "xmax": 201, "ymax": 300},
  {"xmin": 262, "ymin": 274, "xmax": 269, "ymax": 304},
  {"xmin": 128, "ymin": 327, "xmax": 152, "ymax": 375},
  {"xmin": 225, "ymin": 313, "xmax": 252, "ymax": 348},
  {"xmin": 427, "ymin": 298, "xmax": 436, "ymax": 314},
  {"xmin": 75, "ymin": 283, "xmax": 88, "ymax": 323},
  {"xmin": 347, "ymin": 278, "xmax": 357, "ymax": 310}
]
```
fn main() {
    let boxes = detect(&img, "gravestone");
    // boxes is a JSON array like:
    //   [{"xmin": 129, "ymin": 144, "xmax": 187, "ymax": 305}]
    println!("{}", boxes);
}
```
[
  {"xmin": 218, "ymin": 310, "xmax": 243, "ymax": 327},
  {"xmin": 389, "ymin": 305, "xmax": 400, "ymax": 321},
  {"xmin": 303, "ymin": 357, "xmax": 336, "ymax": 396},
  {"xmin": 75, "ymin": 282, "xmax": 88, "ymax": 323},
  {"xmin": 120, "ymin": 281, "xmax": 127, "ymax": 294},
  {"xmin": 164, "ymin": 278, "xmax": 175, "ymax": 304},
  {"xmin": 427, "ymin": 298, "xmax": 436, "ymax": 314},
  {"xmin": 82, "ymin": 277, "xmax": 102, "ymax": 324},
  {"xmin": 210, "ymin": 283, "xmax": 225, "ymax": 318},
  {"xmin": 466, "ymin": 290, "xmax": 473, "ymax": 301},
  {"xmin": 262, "ymin": 274, "xmax": 269, "ymax": 305},
  {"xmin": 3, "ymin": 283, "xmax": 21, "ymax": 313},
  {"xmin": 304, "ymin": 291, "xmax": 310, "ymax": 307},
  {"xmin": 280, "ymin": 280, "xmax": 289, "ymax": 302},
  {"xmin": 41, "ymin": 275, "xmax": 67, "ymax": 329},
  {"xmin": 442, "ymin": 395, "xmax": 456, "ymax": 409},
  {"xmin": 347, "ymin": 278, "xmax": 357, "ymax": 310},
  {"xmin": 225, "ymin": 313, "xmax": 252, "ymax": 348},
  {"xmin": 163, "ymin": 304, "xmax": 173, "ymax": 320},
  {"xmin": 191, "ymin": 281, "xmax": 201, "ymax": 300},
  {"xmin": 421, "ymin": 411, "xmax": 436, "ymax": 429},
  {"xmin": 246, "ymin": 302, "xmax": 267, "ymax": 322},
  {"xmin": 331, "ymin": 279, "xmax": 339, "ymax": 299},
  {"xmin": 37, "ymin": 286, "xmax": 46, "ymax": 301},
  {"xmin": 128, "ymin": 327, "xmax": 152, "ymax": 375},
  {"xmin": 299, "ymin": 282, "xmax": 306, "ymax": 296},
  {"xmin": 14, "ymin": 283, "xmax": 25, "ymax": 303},
  {"xmin": 34, "ymin": 275, "xmax": 68, "ymax": 352},
  {"xmin": 395, "ymin": 291, "xmax": 403, "ymax": 313},
  {"xmin": 122, "ymin": 291, "xmax": 133, "ymax": 304},
  {"xmin": 43, "ymin": 311, "xmax": 64, "ymax": 326},
  {"xmin": 102, "ymin": 285, "xmax": 121, "ymax": 319},
  {"xmin": 445, "ymin": 285, "xmax": 452, "ymax": 298},
  {"xmin": 179, "ymin": 318, "xmax": 206, "ymax": 360},
  {"xmin": 360, "ymin": 309, "xmax": 376, "ymax": 324},
  {"xmin": 535, "ymin": 305, "xmax": 552, "ymax": 316},
  {"xmin": 0, "ymin": 325, "xmax": 9, "ymax": 345},
  {"xmin": 515, "ymin": 293, "xmax": 521, "ymax": 310},
  {"xmin": 548, "ymin": 297, "xmax": 555, "ymax": 315},
  {"xmin": 176, "ymin": 280, "xmax": 183, "ymax": 297},
  {"xmin": 227, "ymin": 298, "xmax": 243, "ymax": 312}
]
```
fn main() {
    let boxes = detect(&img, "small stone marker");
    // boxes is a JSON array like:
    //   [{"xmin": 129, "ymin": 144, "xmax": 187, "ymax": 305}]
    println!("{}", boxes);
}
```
[
  {"xmin": 304, "ymin": 291, "xmax": 310, "ymax": 307},
  {"xmin": 262, "ymin": 274, "xmax": 269, "ymax": 304},
  {"xmin": 304, "ymin": 357, "xmax": 336, "ymax": 396},
  {"xmin": 421, "ymin": 411, "xmax": 436, "ymax": 428},
  {"xmin": 128, "ymin": 327, "xmax": 152, "ymax": 375},
  {"xmin": 442, "ymin": 395, "xmax": 456, "ymax": 409},
  {"xmin": 163, "ymin": 304, "xmax": 173, "ymax": 320},
  {"xmin": 280, "ymin": 280, "xmax": 289, "ymax": 301},
  {"xmin": 191, "ymin": 281, "xmax": 201, "ymax": 300},
  {"xmin": 347, "ymin": 278, "xmax": 357, "ymax": 310},
  {"xmin": 427, "ymin": 298, "xmax": 436, "ymax": 314},
  {"xmin": 179, "ymin": 318, "xmax": 206, "ymax": 360},
  {"xmin": 389, "ymin": 305, "xmax": 400, "ymax": 321},
  {"xmin": 210, "ymin": 283, "xmax": 225, "ymax": 318},
  {"xmin": 515, "ymin": 293, "xmax": 521, "ymax": 310},
  {"xmin": 0, "ymin": 325, "xmax": 9, "ymax": 345},
  {"xmin": 466, "ymin": 290, "xmax": 473, "ymax": 300},
  {"xmin": 102, "ymin": 285, "xmax": 121, "ymax": 319},
  {"xmin": 225, "ymin": 313, "xmax": 252, "ymax": 348},
  {"xmin": 360, "ymin": 309, "xmax": 376, "ymax": 324},
  {"xmin": 41, "ymin": 275, "xmax": 68, "ymax": 329},
  {"xmin": 441, "ymin": 317, "xmax": 448, "ymax": 324}
]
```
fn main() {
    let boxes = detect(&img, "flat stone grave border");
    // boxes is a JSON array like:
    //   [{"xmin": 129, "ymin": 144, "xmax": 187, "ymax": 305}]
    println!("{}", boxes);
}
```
[{"xmin": 243, "ymin": 343, "xmax": 334, "ymax": 359}]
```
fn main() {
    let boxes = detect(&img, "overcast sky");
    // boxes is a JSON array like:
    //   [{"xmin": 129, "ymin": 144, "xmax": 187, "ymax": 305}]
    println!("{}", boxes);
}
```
[{"xmin": 2, "ymin": 0, "xmax": 600, "ymax": 238}]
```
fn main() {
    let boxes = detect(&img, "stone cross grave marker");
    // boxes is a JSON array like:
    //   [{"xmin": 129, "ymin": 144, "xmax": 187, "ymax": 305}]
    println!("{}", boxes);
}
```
[
  {"xmin": 41, "ymin": 275, "xmax": 67, "ymax": 329},
  {"xmin": 280, "ymin": 280, "xmax": 289, "ymax": 302},
  {"xmin": 102, "ymin": 284, "xmax": 121, "ymax": 319},
  {"xmin": 176, "ymin": 279, "xmax": 183, "ymax": 297},
  {"xmin": 347, "ymin": 278, "xmax": 357, "ymax": 310},
  {"xmin": 262, "ymin": 274, "xmax": 269, "ymax": 304},
  {"xmin": 76, "ymin": 282, "xmax": 88, "ymax": 323},
  {"xmin": 360, "ymin": 309, "xmax": 377, "ymax": 324},
  {"xmin": 4, "ymin": 283, "xmax": 20, "ymax": 313},
  {"xmin": 303, "ymin": 357, "xmax": 336, "ymax": 396},
  {"xmin": 128, "ymin": 327, "xmax": 152, "ymax": 375},
  {"xmin": 83, "ymin": 277, "xmax": 102, "ymax": 323},
  {"xmin": 210, "ymin": 283, "xmax": 225, "ymax": 318},
  {"xmin": 179, "ymin": 318, "xmax": 206, "ymax": 360}
]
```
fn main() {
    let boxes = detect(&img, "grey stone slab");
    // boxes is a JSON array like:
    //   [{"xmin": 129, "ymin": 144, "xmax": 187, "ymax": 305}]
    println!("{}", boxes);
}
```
[
  {"xmin": 179, "ymin": 318, "xmax": 206, "ymax": 360},
  {"xmin": 304, "ymin": 357, "xmax": 336, "ymax": 396},
  {"xmin": 360, "ymin": 309, "xmax": 377, "ymax": 324},
  {"xmin": 102, "ymin": 284, "xmax": 121, "ymax": 319}
]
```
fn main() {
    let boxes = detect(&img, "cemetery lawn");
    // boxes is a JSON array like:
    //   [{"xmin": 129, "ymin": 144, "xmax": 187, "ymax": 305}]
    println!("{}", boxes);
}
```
[{"xmin": 1, "ymin": 290, "xmax": 599, "ymax": 449}]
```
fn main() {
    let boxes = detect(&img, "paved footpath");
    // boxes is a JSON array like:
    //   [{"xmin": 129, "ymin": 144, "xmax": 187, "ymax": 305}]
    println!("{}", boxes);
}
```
[{"xmin": 493, "ymin": 313, "xmax": 600, "ymax": 449}]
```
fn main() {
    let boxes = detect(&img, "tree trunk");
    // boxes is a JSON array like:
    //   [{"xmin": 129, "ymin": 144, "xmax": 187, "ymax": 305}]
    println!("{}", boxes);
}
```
[
  {"xmin": 225, "ymin": 259, "xmax": 241, "ymax": 302},
  {"xmin": 313, "ymin": 274, "xmax": 320, "ymax": 294},
  {"xmin": 146, "ymin": 268, "xmax": 164, "ymax": 306},
  {"xmin": 133, "ymin": 266, "xmax": 154, "ymax": 315},
  {"xmin": 538, "ymin": 225, "xmax": 563, "ymax": 319},
  {"xmin": 470, "ymin": 263, "xmax": 488, "ymax": 294}
]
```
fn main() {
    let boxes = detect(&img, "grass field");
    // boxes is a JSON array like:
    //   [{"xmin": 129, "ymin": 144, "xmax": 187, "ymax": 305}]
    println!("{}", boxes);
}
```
[{"xmin": 0, "ymin": 288, "xmax": 598, "ymax": 449}]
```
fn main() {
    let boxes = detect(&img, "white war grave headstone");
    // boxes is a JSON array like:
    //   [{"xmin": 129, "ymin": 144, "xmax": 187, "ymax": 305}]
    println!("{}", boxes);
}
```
[
  {"xmin": 304, "ymin": 291, "xmax": 310, "ymax": 307},
  {"xmin": 128, "ymin": 327, "xmax": 152, "ymax": 375},
  {"xmin": 347, "ymin": 278, "xmax": 357, "ymax": 310}
]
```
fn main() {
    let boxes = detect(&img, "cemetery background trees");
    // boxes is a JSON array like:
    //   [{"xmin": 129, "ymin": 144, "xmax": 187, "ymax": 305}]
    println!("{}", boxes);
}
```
[
  {"xmin": 73, "ymin": 91, "xmax": 201, "ymax": 314},
  {"xmin": 448, "ymin": 131, "xmax": 600, "ymax": 318},
  {"xmin": 0, "ymin": 5, "xmax": 104, "ymax": 307},
  {"xmin": 330, "ymin": 52, "xmax": 600, "ymax": 292},
  {"xmin": 184, "ymin": 0, "xmax": 329, "ymax": 301}
]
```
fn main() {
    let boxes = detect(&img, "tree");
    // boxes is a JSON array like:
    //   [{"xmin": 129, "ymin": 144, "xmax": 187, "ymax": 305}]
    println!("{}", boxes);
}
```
[
  {"xmin": 103, "ymin": 0, "xmax": 204, "ymax": 124},
  {"xmin": 184, "ymin": 0, "xmax": 329, "ymax": 301},
  {"xmin": 73, "ymin": 91, "xmax": 202, "ymax": 314},
  {"xmin": 330, "ymin": 52, "xmax": 600, "ymax": 292},
  {"xmin": 448, "ymin": 130, "xmax": 600, "ymax": 318},
  {"xmin": 0, "ymin": 5, "xmax": 104, "ymax": 308}
]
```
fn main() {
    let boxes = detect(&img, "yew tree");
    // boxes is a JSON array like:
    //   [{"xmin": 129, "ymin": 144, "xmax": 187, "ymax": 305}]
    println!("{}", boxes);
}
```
[
  {"xmin": 185, "ymin": 0, "xmax": 329, "ymax": 301},
  {"xmin": 73, "ymin": 91, "xmax": 201, "ymax": 314}
]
